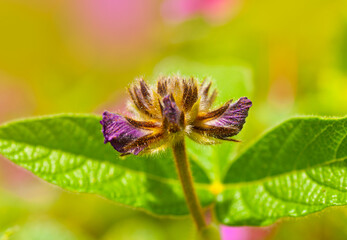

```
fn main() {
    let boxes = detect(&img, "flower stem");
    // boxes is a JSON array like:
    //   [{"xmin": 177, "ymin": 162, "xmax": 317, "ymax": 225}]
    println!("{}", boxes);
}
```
[{"xmin": 172, "ymin": 137, "xmax": 207, "ymax": 232}]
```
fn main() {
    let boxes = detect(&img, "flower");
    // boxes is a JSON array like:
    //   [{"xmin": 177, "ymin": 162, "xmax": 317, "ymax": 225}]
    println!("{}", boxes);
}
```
[{"xmin": 101, "ymin": 76, "xmax": 252, "ymax": 156}]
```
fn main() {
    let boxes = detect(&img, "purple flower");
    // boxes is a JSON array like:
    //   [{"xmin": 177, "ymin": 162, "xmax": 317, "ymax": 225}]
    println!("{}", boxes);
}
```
[
  {"xmin": 101, "ymin": 111, "xmax": 150, "ymax": 155},
  {"xmin": 101, "ymin": 77, "xmax": 252, "ymax": 155}
]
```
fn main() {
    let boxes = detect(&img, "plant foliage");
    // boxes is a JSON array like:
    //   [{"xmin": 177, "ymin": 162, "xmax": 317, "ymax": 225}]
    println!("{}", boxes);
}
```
[{"xmin": 0, "ymin": 115, "xmax": 345, "ymax": 225}]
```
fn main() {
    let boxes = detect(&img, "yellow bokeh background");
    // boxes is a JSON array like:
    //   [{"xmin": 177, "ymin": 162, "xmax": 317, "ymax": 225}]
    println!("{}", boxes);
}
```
[{"xmin": 0, "ymin": 0, "xmax": 346, "ymax": 239}]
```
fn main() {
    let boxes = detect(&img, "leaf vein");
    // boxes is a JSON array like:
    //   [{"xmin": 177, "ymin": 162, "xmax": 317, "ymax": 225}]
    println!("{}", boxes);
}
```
[
  {"xmin": 305, "ymin": 170, "xmax": 347, "ymax": 193},
  {"xmin": 263, "ymin": 184, "xmax": 324, "ymax": 207}
]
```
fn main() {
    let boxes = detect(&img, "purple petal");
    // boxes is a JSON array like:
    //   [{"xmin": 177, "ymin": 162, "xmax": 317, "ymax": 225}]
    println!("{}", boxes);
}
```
[
  {"xmin": 162, "ymin": 94, "xmax": 182, "ymax": 126},
  {"xmin": 100, "ymin": 111, "xmax": 149, "ymax": 155},
  {"xmin": 206, "ymin": 97, "xmax": 252, "ymax": 133}
]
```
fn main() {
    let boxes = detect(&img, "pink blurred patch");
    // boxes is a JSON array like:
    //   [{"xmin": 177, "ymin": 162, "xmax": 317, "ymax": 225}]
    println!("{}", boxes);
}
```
[
  {"xmin": 161, "ymin": 0, "xmax": 242, "ymax": 24},
  {"xmin": 94, "ymin": 91, "xmax": 128, "ymax": 116},
  {"xmin": 0, "ymin": 157, "xmax": 35, "ymax": 188},
  {"xmin": 65, "ymin": 0, "xmax": 157, "ymax": 63},
  {"xmin": 76, "ymin": 0, "xmax": 150, "ymax": 44},
  {"xmin": 0, "ymin": 75, "xmax": 38, "ymax": 192},
  {"xmin": 0, "ymin": 76, "xmax": 35, "ymax": 123},
  {"xmin": 222, "ymin": 226, "xmax": 273, "ymax": 240}
]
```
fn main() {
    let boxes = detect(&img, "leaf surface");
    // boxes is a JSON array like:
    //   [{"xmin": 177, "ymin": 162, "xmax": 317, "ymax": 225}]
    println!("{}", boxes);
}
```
[
  {"xmin": 2, "ymin": 114, "xmax": 345, "ymax": 223},
  {"xmin": 215, "ymin": 117, "xmax": 347, "ymax": 226},
  {"xmin": 0, "ymin": 115, "xmax": 214, "ymax": 216}
]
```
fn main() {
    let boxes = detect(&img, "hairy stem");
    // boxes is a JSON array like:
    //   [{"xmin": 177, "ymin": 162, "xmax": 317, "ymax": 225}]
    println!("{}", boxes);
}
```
[{"xmin": 172, "ymin": 137, "xmax": 207, "ymax": 231}]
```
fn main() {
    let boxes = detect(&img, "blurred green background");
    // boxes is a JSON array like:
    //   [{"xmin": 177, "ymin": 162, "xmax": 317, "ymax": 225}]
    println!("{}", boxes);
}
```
[{"xmin": 0, "ymin": 0, "xmax": 346, "ymax": 239}]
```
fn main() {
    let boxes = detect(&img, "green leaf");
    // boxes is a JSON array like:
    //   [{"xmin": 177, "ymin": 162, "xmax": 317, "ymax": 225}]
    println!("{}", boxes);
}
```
[
  {"xmin": 215, "ymin": 116, "xmax": 347, "ymax": 226},
  {"xmin": 2, "ymin": 114, "xmax": 345, "ymax": 224},
  {"xmin": 0, "ymin": 114, "xmax": 214, "ymax": 216},
  {"xmin": 186, "ymin": 139, "xmax": 237, "ymax": 184}
]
